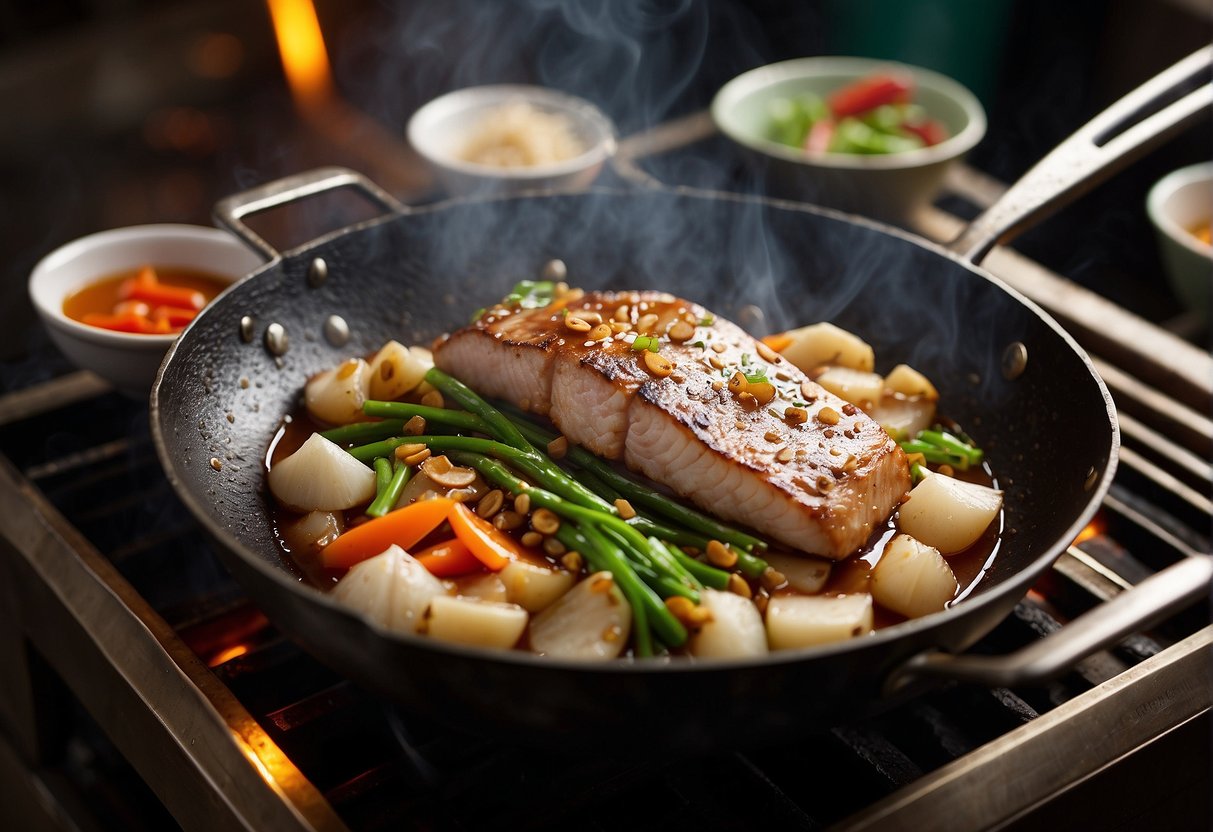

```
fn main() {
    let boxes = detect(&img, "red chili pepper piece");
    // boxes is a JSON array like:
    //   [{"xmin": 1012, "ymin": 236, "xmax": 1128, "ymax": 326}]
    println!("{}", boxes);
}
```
[
  {"xmin": 901, "ymin": 118, "xmax": 948, "ymax": 147},
  {"xmin": 827, "ymin": 73, "xmax": 914, "ymax": 118}
]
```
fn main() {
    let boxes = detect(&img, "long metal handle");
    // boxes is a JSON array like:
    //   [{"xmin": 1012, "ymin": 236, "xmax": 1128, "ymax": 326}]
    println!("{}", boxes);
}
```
[
  {"xmin": 886, "ymin": 555, "xmax": 1213, "ymax": 694},
  {"xmin": 212, "ymin": 166, "xmax": 406, "ymax": 261},
  {"xmin": 950, "ymin": 46, "xmax": 1212, "ymax": 265}
]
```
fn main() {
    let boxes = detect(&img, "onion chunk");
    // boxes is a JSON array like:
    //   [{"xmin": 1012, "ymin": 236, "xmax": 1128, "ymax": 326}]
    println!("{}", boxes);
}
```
[{"xmin": 268, "ymin": 432, "xmax": 376, "ymax": 512}]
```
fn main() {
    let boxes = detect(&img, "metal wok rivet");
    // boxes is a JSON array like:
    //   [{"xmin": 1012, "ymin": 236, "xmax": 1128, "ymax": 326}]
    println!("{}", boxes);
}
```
[
  {"xmin": 541, "ymin": 259, "xmax": 567, "ymax": 281},
  {"xmin": 1001, "ymin": 342, "xmax": 1028, "ymax": 380},
  {"xmin": 307, "ymin": 257, "xmax": 329, "ymax": 288},
  {"xmin": 324, "ymin": 315, "xmax": 350, "ymax": 347},
  {"xmin": 1083, "ymin": 466, "xmax": 1098, "ymax": 491},
  {"xmin": 265, "ymin": 322, "xmax": 289, "ymax": 356},
  {"xmin": 239, "ymin": 316, "xmax": 255, "ymax": 343}
]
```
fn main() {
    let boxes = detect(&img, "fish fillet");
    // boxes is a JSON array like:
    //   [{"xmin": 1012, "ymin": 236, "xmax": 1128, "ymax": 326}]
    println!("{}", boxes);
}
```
[{"xmin": 434, "ymin": 290, "xmax": 909, "ymax": 559}]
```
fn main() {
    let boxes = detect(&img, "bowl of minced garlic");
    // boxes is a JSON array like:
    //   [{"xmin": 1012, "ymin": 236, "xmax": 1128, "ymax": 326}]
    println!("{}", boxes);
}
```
[{"xmin": 408, "ymin": 85, "xmax": 616, "ymax": 196}]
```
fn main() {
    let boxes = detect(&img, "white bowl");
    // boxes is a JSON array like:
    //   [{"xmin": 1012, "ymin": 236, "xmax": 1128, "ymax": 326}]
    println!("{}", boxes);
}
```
[
  {"xmin": 712, "ymin": 57, "xmax": 987, "ymax": 220},
  {"xmin": 407, "ymin": 84, "xmax": 617, "ymax": 197},
  {"xmin": 1146, "ymin": 162, "xmax": 1212, "ymax": 324},
  {"xmin": 28, "ymin": 224, "xmax": 264, "ymax": 397}
]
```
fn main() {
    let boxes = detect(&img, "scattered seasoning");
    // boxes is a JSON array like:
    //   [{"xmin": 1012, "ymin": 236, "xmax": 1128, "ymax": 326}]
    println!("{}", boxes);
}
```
[
  {"xmin": 784, "ymin": 406, "xmax": 809, "ymax": 425},
  {"xmin": 711, "ymin": 380, "xmax": 725, "ymax": 392},
  {"xmin": 734, "ymin": 419, "xmax": 746, "ymax": 430},
  {"xmin": 477, "ymin": 489, "xmax": 505, "ymax": 518},
  {"xmin": 668, "ymin": 320, "xmax": 695, "ymax": 342},
  {"xmin": 513, "ymin": 493, "xmax": 532, "ymax": 515},
  {"xmin": 643, "ymin": 350, "xmax": 674, "ymax": 377},
  {"xmin": 564, "ymin": 315, "xmax": 592, "ymax": 333},
  {"xmin": 755, "ymin": 341, "xmax": 781, "ymax": 364},
  {"xmin": 740, "ymin": 353, "xmax": 751, "ymax": 366},
  {"xmin": 531, "ymin": 508, "xmax": 561, "ymax": 535},
  {"xmin": 547, "ymin": 435, "xmax": 569, "ymax": 459},
  {"xmin": 727, "ymin": 573, "xmax": 752, "ymax": 599},
  {"xmin": 692, "ymin": 340, "xmax": 707, "ymax": 350},
  {"xmin": 706, "ymin": 539, "xmax": 738, "ymax": 568}
]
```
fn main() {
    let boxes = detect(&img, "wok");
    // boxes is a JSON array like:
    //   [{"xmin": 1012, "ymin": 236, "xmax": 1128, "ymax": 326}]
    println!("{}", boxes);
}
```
[{"xmin": 151, "ymin": 49, "xmax": 1212, "ymax": 749}]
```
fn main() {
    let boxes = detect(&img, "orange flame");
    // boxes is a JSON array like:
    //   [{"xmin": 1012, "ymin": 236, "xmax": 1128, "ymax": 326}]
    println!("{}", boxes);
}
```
[
  {"xmin": 1072, "ymin": 514, "xmax": 1106, "ymax": 546},
  {"xmin": 208, "ymin": 642, "xmax": 252, "ymax": 667},
  {"xmin": 266, "ymin": 0, "xmax": 334, "ymax": 112}
]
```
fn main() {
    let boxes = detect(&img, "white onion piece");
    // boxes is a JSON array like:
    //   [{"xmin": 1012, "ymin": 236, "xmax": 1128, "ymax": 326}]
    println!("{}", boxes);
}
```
[
  {"xmin": 765, "ymin": 594, "xmax": 873, "ymax": 650},
  {"xmin": 763, "ymin": 552, "xmax": 831, "ymax": 594},
  {"xmin": 871, "ymin": 533, "xmax": 958, "ymax": 618},
  {"xmin": 529, "ymin": 572, "xmax": 631, "ymax": 660},
  {"xmin": 689, "ymin": 589, "xmax": 768, "ymax": 659},
  {"xmin": 368, "ymin": 340, "xmax": 430, "ymax": 401},
  {"xmin": 306, "ymin": 358, "xmax": 371, "ymax": 425},
  {"xmin": 455, "ymin": 573, "xmax": 509, "ymax": 603},
  {"xmin": 814, "ymin": 367, "xmax": 885, "ymax": 409},
  {"xmin": 282, "ymin": 510, "xmax": 345, "ymax": 553},
  {"xmin": 779, "ymin": 322, "xmax": 875, "ymax": 373},
  {"xmin": 898, "ymin": 470, "xmax": 1003, "ymax": 554},
  {"xmin": 500, "ymin": 560, "xmax": 575, "ymax": 613},
  {"xmin": 425, "ymin": 596, "xmax": 528, "ymax": 650},
  {"xmin": 268, "ymin": 433, "xmax": 376, "ymax": 512},
  {"xmin": 884, "ymin": 364, "xmax": 939, "ymax": 400},
  {"xmin": 869, "ymin": 392, "xmax": 937, "ymax": 440},
  {"xmin": 329, "ymin": 544, "xmax": 448, "ymax": 634}
]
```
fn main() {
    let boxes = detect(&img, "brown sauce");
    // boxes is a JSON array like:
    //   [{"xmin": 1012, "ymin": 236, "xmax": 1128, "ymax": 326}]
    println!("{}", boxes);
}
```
[
  {"xmin": 267, "ymin": 402, "xmax": 1003, "ymax": 638},
  {"xmin": 63, "ymin": 265, "xmax": 228, "ymax": 334}
]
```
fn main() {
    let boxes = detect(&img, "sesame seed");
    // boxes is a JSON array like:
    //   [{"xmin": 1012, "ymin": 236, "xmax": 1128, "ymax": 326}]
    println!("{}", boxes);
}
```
[
  {"xmin": 706, "ymin": 540, "xmax": 738, "ymax": 568},
  {"xmin": 756, "ymin": 341, "xmax": 781, "ymax": 364},
  {"xmin": 735, "ymin": 419, "xmax": 746, "ymax": 430}
]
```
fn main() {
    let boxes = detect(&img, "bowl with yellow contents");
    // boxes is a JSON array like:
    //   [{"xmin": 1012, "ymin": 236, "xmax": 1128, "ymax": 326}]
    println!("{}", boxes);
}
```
[
  {"xmin": 28, "ymin": 224, "xmax": 263, "ymax": 396},
  {"xmin": 407, "ymin": 84, "xmax": 617, "ymax": 197},
  {"xmin": 1147, "ymin": 161, "xmax": 1212, "ymax": 324}
]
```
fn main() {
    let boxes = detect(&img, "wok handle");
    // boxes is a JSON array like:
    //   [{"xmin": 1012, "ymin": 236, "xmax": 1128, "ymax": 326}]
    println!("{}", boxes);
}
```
[
  {"xmin": 948, "ymin": 45, "xmax": 1212, "ymax": 265},
  {"xmin": 885, "ymin": 555, "xmax": 1212, "ymax": 694},
  {"xmin": 212, "ymin": 166, "xmax": 406, "ymax": 261}
]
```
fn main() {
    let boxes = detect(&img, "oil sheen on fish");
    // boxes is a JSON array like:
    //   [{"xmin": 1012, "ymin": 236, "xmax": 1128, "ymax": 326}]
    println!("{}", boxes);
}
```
[{"xmin": 433, "ymin": 290, "xmax": 910, "ymax": 559}]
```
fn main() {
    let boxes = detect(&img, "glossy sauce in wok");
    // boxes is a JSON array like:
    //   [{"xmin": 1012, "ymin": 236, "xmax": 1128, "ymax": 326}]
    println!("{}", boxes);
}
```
[{"xmin": 266, "ymin": 403, "xmax": 1003, "ymax": 635}]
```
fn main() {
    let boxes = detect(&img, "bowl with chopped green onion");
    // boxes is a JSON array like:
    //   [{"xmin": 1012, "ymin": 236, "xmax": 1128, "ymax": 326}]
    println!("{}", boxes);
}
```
[{"xmin": 711, "ymin": 56, "xmax": 986, "ymax": 220}]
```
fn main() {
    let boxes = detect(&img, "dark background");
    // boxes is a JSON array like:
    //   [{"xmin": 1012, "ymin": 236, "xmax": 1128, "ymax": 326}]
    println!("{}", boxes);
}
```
[{"xmin": 0, "ymin": 0, "xmax": 1209, "ymax": 389}]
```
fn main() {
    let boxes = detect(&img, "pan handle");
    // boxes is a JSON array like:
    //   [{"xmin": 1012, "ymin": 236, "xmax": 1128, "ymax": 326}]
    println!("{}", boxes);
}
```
[
  {"xmin": 213, "ymin": 166, "xmax": 406, "ymax": 261},
  {"xmin": 948, "ymin": 45, "xmax": 1212, "ymax": 265},
  {"xmin": 885, "ymin": 555, "xmax": 1212, "ymax": 694}
]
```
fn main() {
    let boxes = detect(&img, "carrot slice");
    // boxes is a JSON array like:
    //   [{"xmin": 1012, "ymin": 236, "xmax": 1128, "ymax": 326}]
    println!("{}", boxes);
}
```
[
  {"xmin": 119, "ymin": 266, "xmax": 206, "ymax": 310},
  {"xmin": 448, "ymin": 502, "xmax": 519, "ymax": 571},
  {"xmin": 321, "ymin": 496, "xmax": 454, "ymax": 570},
  {"xmin": 82, "ymin": 311, "xmax": 163, "ymax": 334},
  {"xmin": 414, "ymin": 537, "xmax": 482, "ymax": 577},
  {"xmin": 761, "ymin": 332, "xmax": 793, "ymax": 353}
]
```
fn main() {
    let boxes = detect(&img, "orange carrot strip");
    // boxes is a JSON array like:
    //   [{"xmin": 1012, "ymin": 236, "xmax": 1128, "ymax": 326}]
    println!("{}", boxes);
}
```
[
  {"xmin": 82, "ymin": 311, "xmax": 161, "ymax": 334},
  {"xmin": 151, "ymin": 305, "xmax": 199, "ymax": 328},
  {"xmin": 414, "ymin": 537, "xmax": 482, "ymax": 577},
  {"xmin": 448, "ymin": 502, "xmax": 518, "ymax": 571},
  {"xmin": 321, "ymin": 496, "xmax": 454, "ymax": 570},
  {"xmin": 761, "ymin": 332, "xmax": 793, "ymax": 353},
  {"xmin": 119, "ymin": 266, "xmax": 206, "ymax": 310}
]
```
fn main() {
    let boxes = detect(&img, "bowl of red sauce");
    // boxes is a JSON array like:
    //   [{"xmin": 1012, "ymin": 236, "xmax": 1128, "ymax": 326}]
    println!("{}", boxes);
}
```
[{"xmin": 28, "ymin": 224, "xmax": 263, "ymax": 397}]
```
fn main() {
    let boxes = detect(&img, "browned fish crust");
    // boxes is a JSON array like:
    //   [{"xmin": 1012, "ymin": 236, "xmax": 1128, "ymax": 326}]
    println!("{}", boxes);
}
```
[{"xmin": 434, "ymin": 290, "xmax": 910, "ymax": 559}]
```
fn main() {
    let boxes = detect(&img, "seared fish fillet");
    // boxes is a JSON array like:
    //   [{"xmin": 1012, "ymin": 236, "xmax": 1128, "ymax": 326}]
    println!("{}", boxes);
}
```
[{"xmin": 434, "ymin": 290, "xmax": 909, "ymax": 559}]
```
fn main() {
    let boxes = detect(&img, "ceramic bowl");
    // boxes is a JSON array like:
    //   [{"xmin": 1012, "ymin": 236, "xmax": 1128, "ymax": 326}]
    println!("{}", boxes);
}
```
[
  {"xmin": 711, "ymin": 56, "xmax": 987, "ymax": 220},
  {"xmin": 28, "ymin": 224, "xmax": 264, "ymax": 397},
  {"xmin": 1146, "ymin": 161, "xmax": 1212, "ymax": 324},
  {"xmin": 407, "ymin": 84, "xmax": 617, "ymax": 197}
]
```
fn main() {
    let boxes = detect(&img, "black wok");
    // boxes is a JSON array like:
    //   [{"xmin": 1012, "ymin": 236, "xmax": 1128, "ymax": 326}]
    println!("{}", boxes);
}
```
[{"xmin": 150, "ymin": 51, "xmax": 1211, "ymax": 749}]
